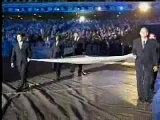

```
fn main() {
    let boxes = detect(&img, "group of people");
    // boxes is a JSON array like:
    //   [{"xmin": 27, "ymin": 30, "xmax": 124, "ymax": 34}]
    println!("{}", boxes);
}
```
[
  {"xmin": 5, "ymin": 18, "xmax": 159, "ymax": 105},
  {"xmin": 10, "ymin": 27, "xmax": 160, "ymax": 102},
  {"xmin": 3, "ymin": 19, "xmax": 137, "ymax": 58},
  {"xmin": 3, "ymin": 19, "xmax": 135, "ymax": 43},
  {"xmin": 10, "ymin": 32, "xmax": 89, "ymax": 91},
  {"xmin": 4, "ymin": 18, "xmax": 137, "ymax": 92},
  {"xmin": 50, "ymin": 32, "xmax": 90, "ymax": 80}
]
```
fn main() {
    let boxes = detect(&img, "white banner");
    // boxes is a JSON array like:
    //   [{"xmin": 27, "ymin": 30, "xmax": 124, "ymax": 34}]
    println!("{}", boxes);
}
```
[{"xmin": 30, "ymin": 53, "xmax": 135, "ymax": 65}]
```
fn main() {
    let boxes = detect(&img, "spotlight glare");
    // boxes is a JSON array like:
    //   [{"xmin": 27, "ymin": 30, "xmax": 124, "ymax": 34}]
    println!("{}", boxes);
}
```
[
  {"xmin": 79, "ymin": 16, "xmax": 85, "ymax": 23},
  {"xmin": 97, "ymin": 6, "xmax": 102, "ymax": 11},
  {"xmin": 16, "ymin": 8, "xmax": 19, "ymax": 11},
  {"xmin": 139, "ymin": 2, "xmax": 151, "ymax": 12},
  {"xmin": 119, "ymin": 6, "xmax": 124, "ymax": 11}
]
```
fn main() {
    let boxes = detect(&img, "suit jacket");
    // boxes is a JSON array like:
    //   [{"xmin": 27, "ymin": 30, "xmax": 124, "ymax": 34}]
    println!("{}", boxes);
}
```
[
  {"xmin": 157, "ymin": 41, "xmax": 160, "ymax": 64},
  {"xmin": 51, "ymin": 41, "xmax": 64, "ymax": 58},
  {"xmin": 132, "ymin": 38, "xmax": 158, "ymax": 68},
  {"xmin": 73, "ymin": 39, "xmax": 85, "ymax": 55},
  {"xmin": 11, "ymin": 41, "xmax": 32, "ymax": 67}
]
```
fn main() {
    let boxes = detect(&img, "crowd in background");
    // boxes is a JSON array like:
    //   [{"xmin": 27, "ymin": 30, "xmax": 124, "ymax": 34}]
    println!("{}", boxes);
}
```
[{"xmin": 2, "ymin": 18, "xmax": 158, "ymax": 57}]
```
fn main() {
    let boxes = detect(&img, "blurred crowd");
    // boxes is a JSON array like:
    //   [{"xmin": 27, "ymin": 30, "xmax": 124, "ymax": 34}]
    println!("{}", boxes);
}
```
[
  {"xmin": 2, "ymin": 18, "xmax": 158, "ymax": 57},
  {"xmin": 2, "ymin": 18, "xmax": 136, "ymax": 57},
  {"xmin": 2, "ymin": 19, "xmax": 136, "ymax": 42}
]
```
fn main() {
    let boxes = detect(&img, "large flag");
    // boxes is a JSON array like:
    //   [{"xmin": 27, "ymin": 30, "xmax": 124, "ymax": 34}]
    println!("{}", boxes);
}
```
[{"xmin": 30, "ymin": 54, "xmax": 135, "ymax": 65}]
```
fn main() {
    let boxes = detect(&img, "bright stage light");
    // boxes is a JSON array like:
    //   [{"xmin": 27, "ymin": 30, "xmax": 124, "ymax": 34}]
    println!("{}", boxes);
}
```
[
  {"xmin": 79, "ymin": 16, "xmax": 85, "ymax": 22},
  {"xmin": 96, "ymin": 6, "xmax": 102, "ymax": 11},
  {"xmin": 138, "ymin": 2, "xmax": 151, "ymax": 12},
  {"xmin": 119, "ymin": 6, "xmax": 124, "ymax": 11}
]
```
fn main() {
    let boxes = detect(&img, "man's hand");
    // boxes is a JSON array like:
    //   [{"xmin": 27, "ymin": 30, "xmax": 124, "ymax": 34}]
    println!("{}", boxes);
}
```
[
  {"xmin": 133, "ymin": 55, "xmax": 136, "ymax": 59},
  {"xmin": 153, "ymin": 66, "xmax": 158, "ymax": 72},
  {"xmin": 126, "ymin": 53, "xmax": 136, "ymax": 60},
  {"xmin": 11, "ymin": 63, "xmax": 14, "ymax": 68},
  {"xmin": 27, "ymin": 58, "xmax": 30, "ymax": 62}
]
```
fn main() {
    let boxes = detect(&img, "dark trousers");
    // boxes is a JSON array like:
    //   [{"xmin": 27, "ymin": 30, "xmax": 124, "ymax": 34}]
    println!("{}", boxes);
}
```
[
  {"xmin": 151, "ymin": 72, "xmax": 158, "ymax": 91},
  {"xmin": 17, "ymin": 63, "xmax": 28, "ymax": 88},
  {"xmin": 70, "ymin": 64, "xmax": 82, "ymax": 75},
  {"xmin": 52, "ymin": 52, "xmax": 63, "ymax": 79},
  {"xmin": 70, "ymin": 50, "xmax": 83, "ymax": 75},
  {"xmin": 136, "ymin": 65, "xmax": 154, "ymax": 101},
  {"xmin": 92, "ymin": 44, "xmax": 100, "ymax": 56},
  {"xmin": 54, "ymin": 63, "xmax": 62, "ymax": 79},
  {"xmin": 52, "ymin": 62, "xmax": 62, "ymax": 79},
  {"xmin": 86, "ymin": 44, "xmax": 92, "ymax": 55}
]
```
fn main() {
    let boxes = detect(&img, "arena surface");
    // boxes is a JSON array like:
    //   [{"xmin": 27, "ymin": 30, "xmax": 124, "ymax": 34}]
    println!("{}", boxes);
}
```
[{"xmin": 3, "ymin": 58, "xmax": 159, "ymax": 120}]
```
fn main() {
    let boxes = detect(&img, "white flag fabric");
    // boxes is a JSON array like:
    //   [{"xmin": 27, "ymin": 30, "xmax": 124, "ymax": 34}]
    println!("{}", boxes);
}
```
[{"xmin": 29, "ymin": 53, "xmax": 135, "ymax": 65}]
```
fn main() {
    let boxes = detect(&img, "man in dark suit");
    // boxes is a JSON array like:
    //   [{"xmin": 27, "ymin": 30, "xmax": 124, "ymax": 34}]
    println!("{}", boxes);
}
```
[
  {"xmin": 70, "ymin": 32, "xmax": 87, "ymax": 76},
  {"xmin": 50, "ymin": 33, "xmax": 64, "ymax": 80},
  {"xmin": 11, "ymin": 33, "xmax": 32, "ymax": 92},
  {"xmin": 149, "ymin": 33, "xmax": 160, "ymax": 92},
  {"xmin": 132, "ymin": 27, "xmax": 158, "ymax": 103}
]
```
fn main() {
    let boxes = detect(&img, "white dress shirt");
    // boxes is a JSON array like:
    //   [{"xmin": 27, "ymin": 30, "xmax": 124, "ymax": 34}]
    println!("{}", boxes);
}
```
[
  {"xmin": 18, "ymin": 41, "xmax": 23, "ymax": 49},
  {"xmin": 56, "ymin": 41, "xmax": 59, "ymax": 46}
]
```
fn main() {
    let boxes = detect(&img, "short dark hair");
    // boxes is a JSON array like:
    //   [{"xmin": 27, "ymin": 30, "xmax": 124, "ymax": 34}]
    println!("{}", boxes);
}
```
[
  {"xmin": 140, "ymin": 26, "xmax": 149, "ymax": 32},
  {"xmin": 17, "ymin": 33, "xmax": 25, "ymax": 37}
]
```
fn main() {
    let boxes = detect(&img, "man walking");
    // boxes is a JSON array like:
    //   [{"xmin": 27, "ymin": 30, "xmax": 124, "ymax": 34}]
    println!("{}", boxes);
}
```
[
  {"xmin": 11, "ymin": 33, "xmax": 32, "ymax": 92},
  {"xmin": 132, "ymin": 27, "xmax": 158, "ymax": 103},
  {"xmin": 51, "ymin": 33, "xmax": 64, "ymax": 81},
  {"xmin": 70, "ymin": 32, "xmax": 87, "ymax": 76}
]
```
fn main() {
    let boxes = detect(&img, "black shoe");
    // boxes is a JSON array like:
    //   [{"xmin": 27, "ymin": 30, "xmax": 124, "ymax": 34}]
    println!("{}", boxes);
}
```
[
  {"xmin": 23, "ymin": 83, "xmax": 29, "ymax": 89},
  {"xmin": 16, "ymin": 87, "xmax": 23, "ymax": 92},
  {"xmin": 82, "ymin": 71, "xmax": 87, "ymax": 75},
  {"xmin": 56, "ymin": 76, "xmax": 60, "ymax": 81},
  {"xmin": 78, "ymin": 73, "xmax": 82, "ymax": 76},
  {"xmin": 16, "ymin": 82, "xmax": 25, "ymax": 92},
  {"xmin": 138, "ymin": 97, "xmax": 145, "ymax": 102}
]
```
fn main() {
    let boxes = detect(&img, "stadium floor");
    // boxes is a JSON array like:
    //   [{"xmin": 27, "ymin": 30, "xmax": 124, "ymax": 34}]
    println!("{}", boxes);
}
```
[{"xmin": 3, "ymin": 57, "xmax": 159, "ymax": 120}]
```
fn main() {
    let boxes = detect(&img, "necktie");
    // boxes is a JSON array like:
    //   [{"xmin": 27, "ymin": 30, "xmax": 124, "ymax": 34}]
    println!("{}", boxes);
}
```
[{"xmin": 143, "ymin": 41, "xmax": 146, "ymax": 49}]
